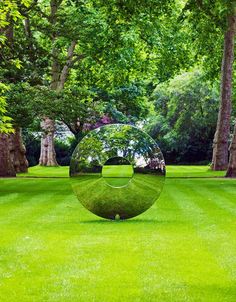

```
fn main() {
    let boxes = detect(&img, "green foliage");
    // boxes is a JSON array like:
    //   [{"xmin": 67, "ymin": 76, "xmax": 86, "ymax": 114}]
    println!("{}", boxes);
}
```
[
  {"xmin": 5, "ymin": 83, "xmax": 36, "ymax": 128},
  {"xmin": 0, "ymin": 0, "xmax": 232, "ymax": 164},
  {"xmin": 0, "ymin": 0, "xmax": 33, "ymax": 132},
  {"xmin": 22, "ymin": 129, "xmax": 41, "ymax": 166},
  {"xmin": 0, "ymin": 83, "xmax": 13, "ymax": 133},
  {"xmin": 181, "ymin": 0, "xmax": 235, "ymax": 80},
  {"xmin": 54, "ymin": 138, "xmax": 77, "ymax": 166},
  {"xmin": 19, "ymin": 82, "xmax": 149, "ymax": 137},
  {"xmin": 145, "ymin": 70, "xmax": 219, "ymax": 163}
]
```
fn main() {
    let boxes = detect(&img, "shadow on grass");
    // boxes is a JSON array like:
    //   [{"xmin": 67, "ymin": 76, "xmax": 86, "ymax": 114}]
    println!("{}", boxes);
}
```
[{"xmin": 80, "ymin": 218, "xmax": 180, "ymax": 224}]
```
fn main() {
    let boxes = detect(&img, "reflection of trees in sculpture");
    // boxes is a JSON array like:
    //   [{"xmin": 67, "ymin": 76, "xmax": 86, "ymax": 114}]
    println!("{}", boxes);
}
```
[
  {"xmin": 101, "ymin": 125, "xmax": 163, "ymax": 171},
  {"xmin": 73, "ymin": 135, "xmax": 104, "ymax": 173},
  {"xmin": 72, "ymin": 124, "xmax": 164, "ymax": 175},
  {"xmin": 70, "ymin": 124, "xmax": 166, "ymax": 219}
]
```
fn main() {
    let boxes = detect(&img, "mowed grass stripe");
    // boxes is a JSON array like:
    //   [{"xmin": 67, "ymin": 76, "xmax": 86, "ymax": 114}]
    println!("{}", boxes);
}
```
[
  {"xmin": 33, "ymin": 195, "xmax": 83, "ymax": 227},
  {"xmin": 0, "ymin": 193, "xmax": 20, "ymax": 206},
  {"xmin": 0, "ymin": 180, "xmax": 72, "ymax": 229},
  {"xmin": 0, "ymin": 178, "xmax": 71, "ymax": 194},
  {"xmin": 182, "ymin": 180, "xmax": 236, "ymax": 229},
  {"xmin": 0, "ymin": 193, "xmax": 70, "ymax": 255},
  {"xmin": 134, "ymin": 182, "xmax": 231, "ymax": 301},
  {"xmin": 161, "ymin": 182, "xmax": 232, "ymax": 279},
  {"xmin": 167, "ymin": 166, "xmax": 225, "ymax": 178},
  {"xmin": 1, "ymin": 168, "xmax": 236, "ymax": 302},
  {"xmin": 42, "ymin": 232, "xmax": 142, "ymax": 301},
  {"xmin": 0, "ymin": 193, "xmax": 59, "ymax": 224},
  {"xmin": 172, "ymin": 179, "xmax": 236, "ymax": 280},
  {"xmin": 14, "ymin": 236, "xmax": 140, "ymax": 302},
  {"xmin": 191, "ymin": 182, "xmax": 236, "ymax": 218},
  {"xmin": 0, "ymin": 200, "xmax": 142, "ymax": 300}
]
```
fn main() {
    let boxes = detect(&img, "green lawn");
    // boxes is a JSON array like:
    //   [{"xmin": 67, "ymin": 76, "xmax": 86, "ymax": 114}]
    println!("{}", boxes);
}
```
[
  {"xmin": 102, "ymin": 164, "xmax": 134, "ymax": 187},
  {"xmin": 102, "ymin": 164, "xmax": 133, "ymax": 178},
  {"xmin": 17, "ymin": 165, "xmax": 226, "ymax": 178},
  {"xmin": 0, "ymin": 166, "xmax": 236, "ymax": 301},
  {"xmin": 17, "ymin": 165, "xmax": 69, "ymax": 178}
]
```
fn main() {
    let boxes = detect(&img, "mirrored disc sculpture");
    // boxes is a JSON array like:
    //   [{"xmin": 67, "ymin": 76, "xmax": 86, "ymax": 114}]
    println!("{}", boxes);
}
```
[{"xmin": 70, "ymin": 124, "xmax": 166, "ymax": 220}]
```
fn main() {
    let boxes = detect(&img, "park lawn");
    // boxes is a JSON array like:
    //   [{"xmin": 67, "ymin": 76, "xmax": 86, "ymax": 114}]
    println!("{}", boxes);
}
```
[
  {"xmin": 0, "ymin": 166, "xmax": 235, "ymax": 301},
  {"xmin": 17, "ymin": 165, "xmax": 69, "ymax": 178},
  {"xmin": 17, "ymin": 165, "xmax": 226, "ymax": 178},
  {"xmin": 167, "ymin": 165, "xmax": 226, "ymax": 178}
]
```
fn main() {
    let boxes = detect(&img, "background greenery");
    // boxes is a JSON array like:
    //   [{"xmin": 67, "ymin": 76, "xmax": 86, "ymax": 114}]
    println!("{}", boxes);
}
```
[{"xmin": 2, "ymin": 0, "xmax": 235, "ymax": 166}]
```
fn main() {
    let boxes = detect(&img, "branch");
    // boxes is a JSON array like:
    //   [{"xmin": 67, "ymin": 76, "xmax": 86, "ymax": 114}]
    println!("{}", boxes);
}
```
[
  {"xmin": 57, "ymin": 41, "xmax": 77, "ymax": 91},
  {"xmin": 17, "ymin": 0, "xmax": 38, "ymax": 16},
  {"xmin": 49, "ymin": 0, "xmax": 63, "ymax": 21},
  {"xmin": 63, "ymin": 121, "xmax": 77, "ymax": 135},
  {"xmin": 24, "ymin": 17, "xmax": 36, "ymax": 62},
  {"xmin": 70, "ymin": 53, "xmax": 86, "ymax": 66}
]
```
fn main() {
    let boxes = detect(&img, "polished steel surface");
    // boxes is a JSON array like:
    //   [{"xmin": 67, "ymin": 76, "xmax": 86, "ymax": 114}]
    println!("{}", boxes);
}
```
[{"xmin": 70, "ymin": 124, "xmax": 166, "ymax": 219}]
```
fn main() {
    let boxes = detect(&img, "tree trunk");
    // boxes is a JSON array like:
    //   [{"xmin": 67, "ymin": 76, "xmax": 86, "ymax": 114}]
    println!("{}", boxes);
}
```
[
  {"xmin": 38, "ymin": 0, "xmax": 60, "ymax": 166},
  {"xmin": 39, "ymin": 0, "xmax": 78, "ymax": 166},
  {"xmin": 39, "ymin": 39, "xmax": 77, "ymax": 166},
  {"xmin": 39, "ymin": 56, "xmax": 60, "ymax": 166},
  {"xmin": 0, "ymin": 134, "xmax": 16, "ymax": 177},
  {"xmin": 9, "ymin": 128, "xmax": 28, "ymax": 173},
  {"xmin": 211, "ymin": 14, "xmax": 236, "ymax": 170},
  {"xmin": 226, "ymin": 121, "xmax": 236, "ymax": 177},
  {"xmin": 39, "ymin": 118, "xmax": 58, "ymax": 166}
]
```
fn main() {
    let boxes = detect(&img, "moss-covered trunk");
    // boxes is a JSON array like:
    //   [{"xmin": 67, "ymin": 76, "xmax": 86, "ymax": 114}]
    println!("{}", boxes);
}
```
[
  {"xmin": 9, "ymin": 127, "xmax": 28, "ymax": 173},
  {"xmin": 226, "ymin": 122, "xmax": 236, "ymax": 177},
  {"xmin": 0, "ymin": 133, "xmax": 16, "ymax": 177},
  {"xmin": 212, "ymin": 14, "xmax": 236, "ymax": 170}
]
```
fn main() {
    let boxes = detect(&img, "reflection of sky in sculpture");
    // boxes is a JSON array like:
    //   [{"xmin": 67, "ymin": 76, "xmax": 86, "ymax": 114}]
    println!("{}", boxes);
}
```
[{"xmin": 70, "ymin": 124, "xmax": 166, "ymax": 220}]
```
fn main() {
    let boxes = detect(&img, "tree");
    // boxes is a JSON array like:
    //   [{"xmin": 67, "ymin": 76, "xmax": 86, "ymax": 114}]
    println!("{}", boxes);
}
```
[
  {"xmin": 145, "ymin": 70, "xmax": 219, "ymax": 163},
  {"xmin": 0, "ymin": 134, "xmax": 15, "ymax": 177},
  {"xmin": 212, "ymin": 12, "xmax": 236, "ymax": 170},
  {"xmin": 182, "ymin": 0, "xmax": 236, "ymax": 170},
  {"xmin": 226, "ymin": 120, "xmax": 236, "ymax": 177},
  {"xmin": 1, "ymin": 0, "xmax": 194, "ymax": 169},
  {"xmin": 0, "ymin": 0, "xmax": 32, "ymax": 177},
  {"xmin": 38, "ymin": 1, "xmax": 77, "ymax": 166},
  {"xmin": 0, "ymin": 84, "xmax": 12, "ymax": 133},
  {"xmin": 0, "ymin": 0, "xmax": 25, "ymax": 133},
  {"xmin": 4, "ymin": 83, "xmax": 36, "ymax": 172},
  {"xmin": 29, "ymin": 81, "xmax": 149, "ymax": 143}
]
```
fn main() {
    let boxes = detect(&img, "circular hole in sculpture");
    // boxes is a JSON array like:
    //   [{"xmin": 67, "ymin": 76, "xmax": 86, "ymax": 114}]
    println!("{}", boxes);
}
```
[
  {"xmin": 70, "ymin": 124, "xmax": 166, "ymax": 220},
  {"xmin": 102, "ymin": 156, "xmax": 134, "ymax": 188}
]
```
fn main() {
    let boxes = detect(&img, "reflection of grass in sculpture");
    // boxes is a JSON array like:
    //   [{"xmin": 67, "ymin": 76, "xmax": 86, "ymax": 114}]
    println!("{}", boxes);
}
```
[
  {"xmin": 71, "ymin": 173, "xmax": 164, "ymax": 219},
  {"xmin": 102, "ymin": 165, "xmax": 133, "ymax": 178},
  {"xmin": 103, "ymin": 177, "xmax": 133, "ymax": 187},
  {"xmin": 102, "ymin": 165, "xmax": 133, "ymax": 187}
]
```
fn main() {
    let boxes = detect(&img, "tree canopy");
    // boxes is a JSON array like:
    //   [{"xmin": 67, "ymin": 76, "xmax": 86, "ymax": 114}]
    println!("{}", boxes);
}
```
[{"xmin": 1, "ymin": 0, "xmax": 236, "ymax": 176}]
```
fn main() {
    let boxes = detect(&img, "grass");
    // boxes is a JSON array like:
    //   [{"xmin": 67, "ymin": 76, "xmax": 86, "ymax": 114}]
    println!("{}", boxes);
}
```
[
  {"xmin": 17, "ymin": 165, "xmax": 69, "ymax": 178},
  {"xmin": 102, "ymin": 164, "xmax": 133, "ymax": 178},
  {"xmin": 0, "ymin": 166, "xmax": 235, "ymax": 301},
  {"xmin": 102, "ymin": 164, "xmax": 134, "ymax": 187},
  {"xmin": 167, "ymin": 165, "xmax": 226, "ymax": 178},
  {"xmin": 17, "ymin": 165, "xmax": 226, "ymax": 178}
]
